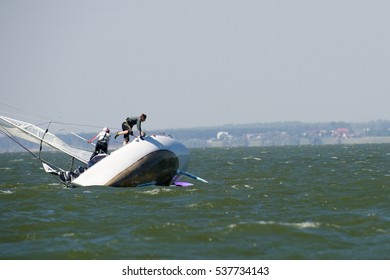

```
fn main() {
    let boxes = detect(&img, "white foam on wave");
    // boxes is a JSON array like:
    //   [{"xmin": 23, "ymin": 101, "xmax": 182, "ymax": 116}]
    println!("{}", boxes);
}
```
[
  {"xmin": 141, "ymin": 188, "xmax": 174, "ymax": 195},
  {"xmin": 0, "ymin": 190, "xmax": 14, "ymax": 195},
  {"xmin": 9, "ymin": 159, "xmax": 24, "ymax": 162},
  {"xmin": 262, "ymin": 221, "xmax": 321, "ymax": 229},
  {"xmin": 243, "ymin": 156, "xmax": 262, "ymax": 161},
  {"xmin": 228, "ymin": 221, "xmax": 321, "ymax": 230},
  {"xmin": 0, "ymin": 167, "xmax": 11, "ymax": 171}
]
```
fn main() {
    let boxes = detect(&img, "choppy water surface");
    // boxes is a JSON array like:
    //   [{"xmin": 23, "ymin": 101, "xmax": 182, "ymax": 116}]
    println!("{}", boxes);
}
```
[{"xmin": 1, "ymin": 144, "xmax": 390, "ymax": 259}]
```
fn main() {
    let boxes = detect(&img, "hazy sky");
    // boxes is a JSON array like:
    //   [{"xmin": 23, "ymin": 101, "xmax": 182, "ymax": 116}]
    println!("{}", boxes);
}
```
[{"xmin": 1, "ymin": 0, "xmax": 389, "ymax": 132}]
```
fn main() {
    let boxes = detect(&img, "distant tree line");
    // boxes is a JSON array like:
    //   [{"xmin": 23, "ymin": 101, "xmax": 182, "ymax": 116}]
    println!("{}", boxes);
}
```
[
  {"xmin": 1, "ymin": 120, "xmax": 390, "ymax": 152},
  {"xmin": 162, "ymin": 120, "xmax": 390, "ymax": 140}
]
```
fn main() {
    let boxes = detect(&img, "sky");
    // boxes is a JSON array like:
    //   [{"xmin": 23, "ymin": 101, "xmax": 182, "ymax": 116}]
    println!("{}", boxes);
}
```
[{"xmin": 1, "ymin": 0, "xmax": 389, "ymax": 132}]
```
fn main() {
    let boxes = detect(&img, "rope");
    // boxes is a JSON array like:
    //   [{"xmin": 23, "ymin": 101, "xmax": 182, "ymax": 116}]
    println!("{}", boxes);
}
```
[{"xmin": 0, "ymin": 102, "xmax": 107, "ymax": 131}]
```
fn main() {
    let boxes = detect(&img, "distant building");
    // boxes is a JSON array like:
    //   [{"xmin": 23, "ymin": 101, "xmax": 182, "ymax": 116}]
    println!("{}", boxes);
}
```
[
  {"xmin": 216, "ymin": 131, "xmax": 231, "ymax": 140},
  {"xmin": 333, "ymin": 128, "xmax": 349, "ymax": 139}
]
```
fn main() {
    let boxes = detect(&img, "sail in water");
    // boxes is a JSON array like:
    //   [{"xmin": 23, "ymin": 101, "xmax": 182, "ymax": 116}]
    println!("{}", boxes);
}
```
[{"xmin": 0, "ymin": 115, "xmax": 91, "ymax": 164}]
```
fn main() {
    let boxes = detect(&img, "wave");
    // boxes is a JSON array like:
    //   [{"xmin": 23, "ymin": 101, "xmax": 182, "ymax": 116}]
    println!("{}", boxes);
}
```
[
  {"xmin": 228, "ymin": 220, "xmax": 321, "ymax": 230},
  {"xmin": 0, "ymin": 189, "xmax": 15, "ymax": 195}
]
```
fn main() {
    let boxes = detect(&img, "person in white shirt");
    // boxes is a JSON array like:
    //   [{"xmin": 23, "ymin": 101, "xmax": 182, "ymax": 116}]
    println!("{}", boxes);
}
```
[{"xmin": 88, "ymin": 127, "xmax": 111, "ymax": 158}]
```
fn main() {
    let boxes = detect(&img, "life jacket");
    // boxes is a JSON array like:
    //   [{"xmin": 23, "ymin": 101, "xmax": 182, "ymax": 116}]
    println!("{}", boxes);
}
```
[{"xmin": 98, "ymin": 132, "xmax": 110, "ymax": 144}]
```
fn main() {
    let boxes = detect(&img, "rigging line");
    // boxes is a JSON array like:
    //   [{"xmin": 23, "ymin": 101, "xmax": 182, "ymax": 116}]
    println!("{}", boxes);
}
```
[
  {"xmin": 0, "ymin": 128, "xmax": 64, "ymax": 174},
  {"xmin": 39, "ymin": 122, "xmax": 51, "ymax": 159},
  {"xmin": 0, "ymin": 102, "xmax": 52, "ymax": 122},
  {"xmin": 59, "ymin": 128, "xmax": 96, "ymax": 146},
  {"xmin": 53, "ymin": 121, "xmax": 120, "ymax": 133},
  {"xmin": 0, "ymin": 102, "xmax": 100, "ymax": 130},
  {"xmin": 52, "ymin": 121, "xmax": 102, "ymax": 129},
  {"xmin": 0, "ymin": 128, "xmax": 37, "ymax": 159},
  {"xmin": 35, "ymin": 121, "xmax": 53, "ymax": 127},
  {"xmin": 71, "ymin": 131, "xmax": 95, "ymax": 146}
]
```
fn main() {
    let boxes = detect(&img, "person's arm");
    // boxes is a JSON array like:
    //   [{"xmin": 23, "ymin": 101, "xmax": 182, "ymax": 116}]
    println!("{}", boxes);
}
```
[
  {"xmin": 87, "ymin": 133, "xmax": 99, "ymax": 143},
  {"xmin": 137, "ymin": 119, "xmax": 142, "ymax": 136}
]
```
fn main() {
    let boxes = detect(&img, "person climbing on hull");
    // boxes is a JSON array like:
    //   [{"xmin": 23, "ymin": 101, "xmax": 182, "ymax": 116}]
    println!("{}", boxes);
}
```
[{"xmin": 114, "ymin": 114, "xmax": 147, "ymax": 145}]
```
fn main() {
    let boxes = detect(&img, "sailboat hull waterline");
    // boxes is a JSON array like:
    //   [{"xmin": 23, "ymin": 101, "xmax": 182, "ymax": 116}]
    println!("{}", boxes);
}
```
[{"xmin": 0, "ymin": 115, "xmax": 207, "ymax": 188}]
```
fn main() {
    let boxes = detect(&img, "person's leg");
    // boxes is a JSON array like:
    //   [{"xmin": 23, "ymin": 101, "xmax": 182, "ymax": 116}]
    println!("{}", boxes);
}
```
[{"xmin": 115, "ymin": 122, "xmax": 131, "ymax": 139}]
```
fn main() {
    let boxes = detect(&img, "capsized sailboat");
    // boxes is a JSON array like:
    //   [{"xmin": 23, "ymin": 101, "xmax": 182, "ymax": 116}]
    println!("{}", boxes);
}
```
[{"xmin": 0, "ymin": 115, "xmax": 208, "ymax": 187}]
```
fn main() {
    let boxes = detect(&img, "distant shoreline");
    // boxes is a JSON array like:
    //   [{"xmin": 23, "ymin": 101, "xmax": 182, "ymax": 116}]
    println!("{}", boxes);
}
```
[
  {"xmin": 182, "ymin": 136, "xmax": 390, "ymax": 148},
  {"xmin": 2, "ymin": 120, "xmax": 390, "ymax": 151}
]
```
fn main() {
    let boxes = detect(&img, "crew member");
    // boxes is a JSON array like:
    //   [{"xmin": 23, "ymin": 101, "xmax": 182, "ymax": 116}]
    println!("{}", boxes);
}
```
[
  {"xmin": 115, "ymin": 114, "xmax": 147, "ymax": 144},
  {"xmin": 88, "ymin": 127, "xmax": 111, "ymax": 158}
]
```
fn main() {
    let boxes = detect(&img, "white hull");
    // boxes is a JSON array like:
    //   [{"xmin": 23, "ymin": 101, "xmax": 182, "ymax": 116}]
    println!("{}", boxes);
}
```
[{"xmin": 72, "ymin": 135, "xmax": 190, "ymax": 187}]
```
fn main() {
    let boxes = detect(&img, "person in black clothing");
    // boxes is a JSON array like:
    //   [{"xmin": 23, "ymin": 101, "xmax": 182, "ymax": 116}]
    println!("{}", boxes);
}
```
[
  {"xmin": 114, "ymin": 114, "xmax": 147, "ymax": 144},
  {"xmin": 87, "ymin": 127, "xmax": 111, "ymax": 158}
]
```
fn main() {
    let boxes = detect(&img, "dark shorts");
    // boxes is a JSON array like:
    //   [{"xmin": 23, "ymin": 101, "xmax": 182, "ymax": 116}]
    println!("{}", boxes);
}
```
[
  {"xmin": 96, "ymin": 140, "xmax": 108, "ymax": 153},
  {"xmin": 121, "ymin": 121, "xmax": 134, "ymax": 142}
]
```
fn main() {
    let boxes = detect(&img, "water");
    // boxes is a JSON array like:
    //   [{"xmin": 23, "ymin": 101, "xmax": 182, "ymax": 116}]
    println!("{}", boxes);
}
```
[{"xmin": 1, "ymin": 144, "xmax": 390, "ymax": 260}]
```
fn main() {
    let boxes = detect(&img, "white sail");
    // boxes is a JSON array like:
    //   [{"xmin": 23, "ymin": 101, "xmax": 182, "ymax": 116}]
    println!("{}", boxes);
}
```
[{"xmin": 0, "ymin": 115, "xmax": 91, "ymax": 164}]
